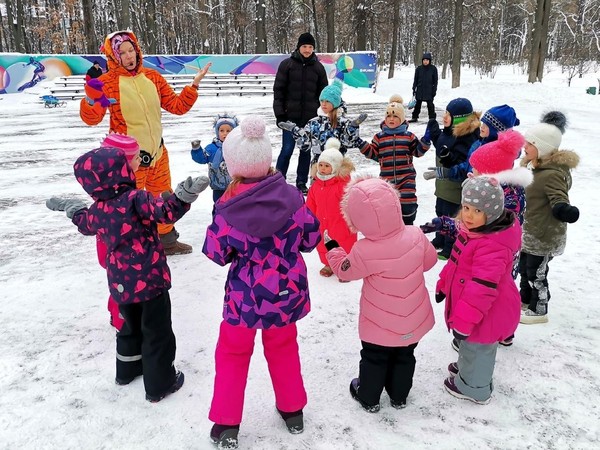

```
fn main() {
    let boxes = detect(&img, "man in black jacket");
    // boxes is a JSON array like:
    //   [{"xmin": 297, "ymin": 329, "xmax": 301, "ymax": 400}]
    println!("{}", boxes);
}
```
[
  {"xmin": 86, "ymin": 61, "xmax": 103, "ymax": 79},
  {"xmin": 410, "ymin": 52, "xmax": 438, "ymax": 123},
  {"xmin": 273, "ymin": 32, "xmax": 328, "ymax": 193}
]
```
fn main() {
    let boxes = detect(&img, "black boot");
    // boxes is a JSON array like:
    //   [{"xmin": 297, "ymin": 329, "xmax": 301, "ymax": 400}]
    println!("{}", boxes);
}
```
[{"xmin": 210, "ymin": 424, "xmax": 240, "ymax": 449}]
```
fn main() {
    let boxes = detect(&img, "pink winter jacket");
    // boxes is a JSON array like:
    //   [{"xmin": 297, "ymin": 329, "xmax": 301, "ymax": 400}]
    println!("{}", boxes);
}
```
[
  {"xmin": 436, "ymin": 215, "xmax": 522, "ymax": 344},
  {"xmin": 327, "ymin": 177, "xmax": 438, "ymax": 347}
]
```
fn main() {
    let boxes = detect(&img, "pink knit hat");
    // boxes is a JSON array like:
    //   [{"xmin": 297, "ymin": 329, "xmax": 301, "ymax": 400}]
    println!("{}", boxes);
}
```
[
  {"xmin": 101, "ymin": 134, "xmax": 140, "ymax": 162},
  {"xmin": 223, "ymin": 116, "xmax": 272, "ymax": 178},
  {"xmin": 469, "ymin": 129, "xmax": 525, "ymax": 175}
]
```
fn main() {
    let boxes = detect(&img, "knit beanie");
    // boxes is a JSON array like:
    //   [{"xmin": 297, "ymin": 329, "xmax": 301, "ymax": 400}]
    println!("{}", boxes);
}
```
[
  {"xmin": 422, "ymin": 52, "xmax": 432, "ymax": 62},
  {"xmin": 524, "ymin": 111, "xmax": 567, "ymax": 158},
  {"xmin": 214, "ymin": 114, "xmax": 239, "ymax": 139},
  {"xmin": 386, "ymin": 94, "xmax": 405, "ymax": 122},
  {"xmin": 110, "ymin": 33, "xmax": 133, "ymax": 65},
  {"xmin": 319, "ymin": 79, "xmax": 343, "ymax": 109},
  {"xmin": 222, "ymin": 116, "xmax": 272, "ymax": 178},
  {"xmin": 446, "ymin": 98, "xmax": 473, "ymax": 126},
  {"xmin": 469, "ymin": 129, "xmax": 525, "ymax": 175},
  {"xmin": 297, "ymin": 32, "xmax": 316, "ymax": 49},
  {"xmin": 101, "ymin": 133, "xmax": 140, "ymax": 162},
  {"xmin": 461, "ymin": 176, "xmax": 505, "ymax": 225},
  {"xmin": 318, "ymin": 139, "xmax": 344, "ymax": 174},
  {"xmin": 481, "ymin": 105, "xmax": 520, "ymax": 141}
]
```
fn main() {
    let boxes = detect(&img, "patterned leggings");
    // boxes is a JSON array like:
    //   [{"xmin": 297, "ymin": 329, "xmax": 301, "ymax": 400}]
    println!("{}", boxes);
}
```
[{"xmin": 518, "ymin": 252, "xmax": 553, "ymax": 315}]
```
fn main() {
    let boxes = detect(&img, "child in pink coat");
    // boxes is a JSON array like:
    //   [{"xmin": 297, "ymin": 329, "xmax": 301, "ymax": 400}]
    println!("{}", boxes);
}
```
[
  {"xmin": 325, "ymin": 177, "xmax": 437, "ymax": 412},
  {"xmin": 436, "ymin": 176, "xmax": 521, "ymax": 404},
  {"xmin": 306, "ymin": 138, "xmax": 357, "ymax": 279}
]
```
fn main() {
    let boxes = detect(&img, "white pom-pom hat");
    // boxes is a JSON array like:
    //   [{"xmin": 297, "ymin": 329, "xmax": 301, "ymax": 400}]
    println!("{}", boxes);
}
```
[
  {"xmin": 223, "ymin": 116, "xmax": 273, "ymax": 178},
  {"xmin": 318, "ymin": 138, "xmax": 344, "ymax": 174}
]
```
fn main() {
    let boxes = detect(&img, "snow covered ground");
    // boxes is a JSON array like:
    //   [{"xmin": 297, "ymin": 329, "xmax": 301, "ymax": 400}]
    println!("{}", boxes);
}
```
[{"xmin": 1, "ymin": 63, "xmax": 599, "ymax": 449}]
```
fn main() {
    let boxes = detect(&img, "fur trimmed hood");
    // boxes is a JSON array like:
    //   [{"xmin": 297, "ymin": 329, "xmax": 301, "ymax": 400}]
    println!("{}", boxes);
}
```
[
  {"xmin": 340, "ymin": 175, "xmax": 404, "ymax": 238},
  {"xmin": 453, "ymin": 111, "xmax": 481, "ymax": 138},
  {"xmin": 492, "ymin": 166, "xmax": 533, "ymax": 188},
  {"xmin": 520, "ymin": 149, "xmax": 580, "ymax": 170}
]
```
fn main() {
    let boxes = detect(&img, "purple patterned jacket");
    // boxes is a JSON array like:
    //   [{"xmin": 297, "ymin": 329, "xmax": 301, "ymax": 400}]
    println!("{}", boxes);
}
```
[
  {"xmin": 72, "ymin": 147, "xmax": 190, "ymax": 304},
  {"xmin": 203, "ymin": 172, "xmax": 321, "ymax": 329}
]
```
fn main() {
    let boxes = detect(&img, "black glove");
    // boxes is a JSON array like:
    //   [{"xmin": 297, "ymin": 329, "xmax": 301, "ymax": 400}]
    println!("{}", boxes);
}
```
[
  {"xmin": 552, "ymin": 203, "xmax": 579, "ymax": 223},
  {"xmin": 323, "ymin": 230, "xmax": 340, "ymax": 251},
  {"xmin": 435, "ymin": 292, "xmax": 446, "ymax": 303},
  {"xmin": 420, "ymin": 218, "xmax": 442, "ymax": 234},
  {"xmin": 453, "ymin": 330, "xmax": 469, "ymax": 341}
]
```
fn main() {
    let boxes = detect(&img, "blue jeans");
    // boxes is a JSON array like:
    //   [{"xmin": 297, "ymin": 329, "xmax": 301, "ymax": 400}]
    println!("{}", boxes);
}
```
[{"xmin": 275, "ymin": 130, "xmax": 310, "ymax": 186}]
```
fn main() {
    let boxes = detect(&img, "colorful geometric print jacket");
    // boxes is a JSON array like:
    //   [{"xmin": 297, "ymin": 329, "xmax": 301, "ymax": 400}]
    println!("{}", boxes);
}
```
[
  {"xmin": 297, "ymin": 113, "xmax": 353, "ymax": 161},
  {"xmin": 71, "ymin": 147, "xmax": 190, "ymax": 304},
  {"xmin": 356, "ymin": 123, "xmax": 430, "ymax": 204},
  {"xmin": 520, "ymin": 149, "xmax": 579, "ymax": 257},
  {"xmin": 80, "ymin": 31, "xmax": 198, "ymax": 167},
  {"xmin": 436, "ymin": 212, "xmax": 522, "ymax": 344},
  {"xmin": 202, "ymin": 172, "xmax": 321, "ymax": 329},
  {"xmin": 191, "ymin": 139, "xmax": 231, "ymax": 191}
]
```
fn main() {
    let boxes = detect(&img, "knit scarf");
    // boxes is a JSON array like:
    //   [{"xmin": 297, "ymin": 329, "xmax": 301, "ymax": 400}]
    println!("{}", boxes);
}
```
[{"xmin": 382, "ymin": 123, "xmax": 408, "ymax": 136}]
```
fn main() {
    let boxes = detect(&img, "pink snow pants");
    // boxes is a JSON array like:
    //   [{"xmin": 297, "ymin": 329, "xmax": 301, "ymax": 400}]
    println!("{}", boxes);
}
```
[{"xmin": 208, "ymin": 321, "xmax": 307, "ymax": 425}]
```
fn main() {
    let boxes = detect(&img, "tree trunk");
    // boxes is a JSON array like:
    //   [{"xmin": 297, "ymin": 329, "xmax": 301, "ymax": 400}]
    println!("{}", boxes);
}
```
[
  {"xmin": 145, "ymin": 0, "xmax": 158, "ymax": 54},
  {"xmin": 527, "ymin": 0, "xmax": 551, "ymax": 83},
  {"xmin": 388, "ymin": 0, "xmax": 400, "ymax": 79},
  {"xmin": 81, "ymin": 0, "xmax": 97, "ymax": 53},
  {"xmin": 6, "ymin": 0, "xmax": 21, "ymax": 52},
  {"xmin": 414, "ymin": 0, "xmax": 427, "ymax": 67},
  {"xmin": 325, "ymin": 0, "xmax": 335, "ymax": 52},
  {"xmin": 451, "ymin": 0, "xmax": 464, "ymax": 88},
  {"xmin": 121, "ymin": 0, "xmax": 131, "ymax": 31},
  {"xmin": 355, "ymin": 0, "xmax": 367, "ymax": 51},
  {"xmin": 255, "ymin": 0, "xmax": 267, "ymax": 53},
  {"xmin": 310, "ymin": 0, "xmax": 320, "ymax": 50}
]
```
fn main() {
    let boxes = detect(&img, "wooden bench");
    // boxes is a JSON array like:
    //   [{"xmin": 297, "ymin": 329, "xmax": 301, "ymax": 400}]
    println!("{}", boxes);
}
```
[{"xmin": 50, "ymin": 74, "xmax": 275, "ymax": 99}]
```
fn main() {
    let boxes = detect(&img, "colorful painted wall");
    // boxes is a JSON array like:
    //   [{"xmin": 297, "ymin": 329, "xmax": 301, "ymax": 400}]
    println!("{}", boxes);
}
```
[{"xmin": 0, "ymin": 52, "xmax": 377, "ymax": 94}]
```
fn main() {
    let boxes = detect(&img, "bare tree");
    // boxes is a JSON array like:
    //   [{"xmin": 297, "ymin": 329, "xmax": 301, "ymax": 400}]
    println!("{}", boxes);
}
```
[
  {"xmin": 451, "ymin": 0, "xmax": 464, "ymax": 88},
  {"xmin": 388, "ymin": 0, "xmax": 400, "ymax": 78},
  {"xmin": 255, "ymin": 0, "xmax": 267, "ymax": 53},
  {"xmin": 325, "ymin": 0, "xmax": 335, "ymax": 52},
  {"xmin": 528, "ymin": 0, "xmax": 552, "ymax": 82}
]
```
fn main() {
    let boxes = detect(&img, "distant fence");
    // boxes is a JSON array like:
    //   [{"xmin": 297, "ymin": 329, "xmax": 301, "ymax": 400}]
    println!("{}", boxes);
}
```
[{"xmin": 0, "ymin": 52, "xmax": 377, "ymax": 94}]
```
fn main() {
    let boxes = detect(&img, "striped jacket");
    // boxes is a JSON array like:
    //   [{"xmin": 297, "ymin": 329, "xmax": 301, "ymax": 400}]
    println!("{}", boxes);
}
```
[{"xmin": 357, "ymin": 124, "xmax": 430, "ymax": 204}]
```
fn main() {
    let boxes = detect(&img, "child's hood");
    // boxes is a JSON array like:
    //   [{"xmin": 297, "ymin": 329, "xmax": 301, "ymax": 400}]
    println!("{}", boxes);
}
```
[
  {"xmin": 217, "ymin": 172, "xmax": 303, "ymax": 238},
  {"xmin": 73, "ymin": 147, "xmax": 136, "ymax": 201},
  {"xmin": 452, "ymin": 111, "xmax": 481, "ymax": 138},
  {"xmin": 340, "ymin": 175, "xmax": 404, "ymax": 239},
  {"xmin": 492, "ymin": 166, "xmax": 533, "ymax": 188}
]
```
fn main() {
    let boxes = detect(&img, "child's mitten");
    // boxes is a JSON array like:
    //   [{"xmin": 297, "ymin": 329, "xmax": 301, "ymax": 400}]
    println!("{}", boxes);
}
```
[
  {"xmin": 552, "ymin": 203, "xmax": 580, "ymax": 223},
  {"xmin": 46, "ymin": 197, "xmax": 88, "ymax": 219},
  {"xmin": 175, "ymin": 176, "xmax": 210, "ymax": 203},
  {"xmin": 419, "ymin": 218, "xmax": 442, "ymax": 234}
]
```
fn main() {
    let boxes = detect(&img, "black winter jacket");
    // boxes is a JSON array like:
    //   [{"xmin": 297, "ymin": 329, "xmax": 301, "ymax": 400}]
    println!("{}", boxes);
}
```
[
  {"xmin": 273, "ymin": 50, "xmax": 328, "ymax": 127},
  {"xmin": 412, "ymin": 64, "xmax": 438, "ymax": 101}
]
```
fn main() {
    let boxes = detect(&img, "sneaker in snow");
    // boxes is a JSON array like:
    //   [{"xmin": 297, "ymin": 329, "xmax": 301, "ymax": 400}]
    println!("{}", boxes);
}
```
[
  {"xmin": 451, "ymin": 338, "xmax": 460, "ymax": 352},
  {"xmin": 349, "ymin": 378, "xmax": 380, "ymax": 413},
  {"xmin": 499, "ymin": 337, "xmax": 514, "ymax": 346},
  {"xmin": 443, "ymin": 377, "xmax": 490, "ymax": 405},
  {"xmin": 520, "ymin": 310, "xmax": 548, "ymax": 324},
  {"xmin": 447, "ymin": 362, "xmax": 459, "ymax": 377},
  {"xmin": 210, "ymin": 424, "xmax": 239, "ymax": 449}
]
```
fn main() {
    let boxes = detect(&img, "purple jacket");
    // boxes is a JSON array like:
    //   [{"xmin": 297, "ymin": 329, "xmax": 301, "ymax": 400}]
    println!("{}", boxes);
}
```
[
  {"xmin": 72, "ymin": 147, "xmax": 190, "ymax": 304},
  {"xmin": 202, "ymin": 172, "xmax": 321, "ymax": 329}
]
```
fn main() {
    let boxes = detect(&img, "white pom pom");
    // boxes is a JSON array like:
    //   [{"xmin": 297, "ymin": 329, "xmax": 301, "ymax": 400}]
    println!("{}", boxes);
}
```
[
  {"xmin": 240, "ymin": 116, "xmax": 266, "ymax": 138},
  {"xmin": 325, "ymin": 138, "xmax": 341, "ymax": 151}
]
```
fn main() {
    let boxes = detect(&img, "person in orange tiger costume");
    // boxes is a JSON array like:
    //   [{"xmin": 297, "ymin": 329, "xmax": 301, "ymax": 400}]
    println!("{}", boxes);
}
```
[{"xmin": 80, "ymin": 30, "xmax": 211, "ymax": 255}]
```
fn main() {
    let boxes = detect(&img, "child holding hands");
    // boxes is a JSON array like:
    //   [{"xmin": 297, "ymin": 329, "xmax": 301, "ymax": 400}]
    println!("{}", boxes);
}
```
[
  {"xmin": 46, "ymin": 145, "xmax": 209, "ymax": 403},
  {"xmin": 202, "ymin": 117, "xmax": 321, "ymax": 449},
  {"xmin": 435, "ymin": 176, "xmax": 521, "ymax": 404},
  {"xmin": 306, "ymin": 138, "xmax": 357, "ymax": 279},
  {"xmin": 325, "ymin": 177, "xmax": 437, "ymax": 412}
]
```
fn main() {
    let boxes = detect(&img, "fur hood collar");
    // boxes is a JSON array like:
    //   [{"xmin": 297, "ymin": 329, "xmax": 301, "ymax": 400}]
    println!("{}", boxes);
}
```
[
  {"xmin": 453, "ymin": 111, "xmax": 481, "ymax": 138},
  {"xmin": 491, "ymin": 166, "xmax": 533, "ymax": 188},
  {"xmin": 520, "ymin": 149, "xmax": 580, "ymax": 170}
]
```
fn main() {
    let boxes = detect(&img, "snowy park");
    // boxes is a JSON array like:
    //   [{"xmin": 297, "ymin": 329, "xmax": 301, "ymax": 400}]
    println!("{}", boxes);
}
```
[{"xmin": 1, "ymin": 64, "xmax": 599, "ymax": 449}]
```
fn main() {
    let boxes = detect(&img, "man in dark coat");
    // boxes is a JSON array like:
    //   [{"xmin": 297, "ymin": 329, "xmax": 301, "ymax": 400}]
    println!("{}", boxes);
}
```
[
  {"xmin": 410, "ymin": 52, "xmax": 438, "ymax": 122},
  {"xmin": 273, "ymin": 32, "xmax": 329, "ymax": 193},
  {"xmin": 86, "ymin": 61, "xmax": 103, "ymax": 79}
]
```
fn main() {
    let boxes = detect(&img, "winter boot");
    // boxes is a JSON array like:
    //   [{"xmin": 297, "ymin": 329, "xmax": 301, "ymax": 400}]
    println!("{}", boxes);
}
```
[
  {"xmin": 210, "ymin": 424, "xmax": 240, "ymax": 449},
  {"xmin": 145, "ymin": 371, "xmax": 185, "ymax": 403},
  {"xmin": 277, "ymin": 408, "xmax": 304, "ymax": 434},
  {"xmin": 447, "ymin": 362, "xmax": 459, "ymax": 377},
  {"xmin": 349, "ymin": 378, "xmax": 380, "ymax": 413},
  {"xmin": 443, "ymin": 377, "xmax": 490, "ymax": 405},
  {"xmin": 160, "ymin": 228, "xmax": 193, "ymax": 256},
  {"xmin": 520, "ymin": 310, "xmax": 548, "ymax": 324}
]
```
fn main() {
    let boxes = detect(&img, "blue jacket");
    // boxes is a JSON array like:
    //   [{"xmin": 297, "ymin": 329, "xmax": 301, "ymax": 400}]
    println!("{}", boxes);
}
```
[{"xmin": 191, "ymin": 139, "xmax": 231, "ymax": 191}]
